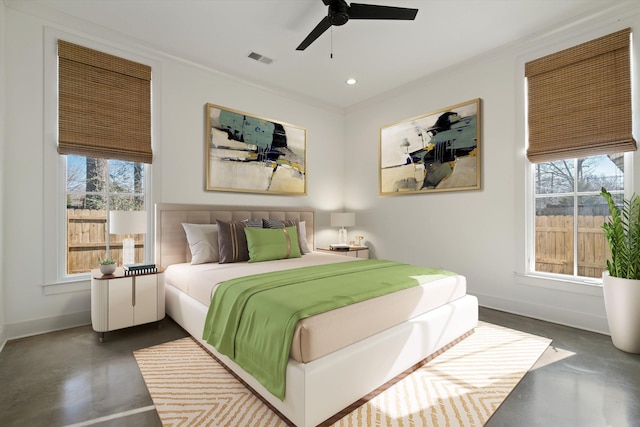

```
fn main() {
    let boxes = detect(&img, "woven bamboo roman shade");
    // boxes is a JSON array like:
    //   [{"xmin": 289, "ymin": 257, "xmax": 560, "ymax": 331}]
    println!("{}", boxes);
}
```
[
  {"xmin": 58, "ymin": 40, "xmax": 152, "ymax": 163},
  {"xmin": 525, "ymin": 28, "xmax": 635, "ymax": 163}
]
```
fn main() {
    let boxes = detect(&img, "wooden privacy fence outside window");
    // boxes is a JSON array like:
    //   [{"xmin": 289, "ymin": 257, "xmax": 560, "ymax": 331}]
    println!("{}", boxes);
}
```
[
  {"xmin": 67, "ymin": 209, "xmax": 144, "ymax": 274},
  {"xmin": 535, "ymin": 215, "xmax": 609, "ymax": 278},
  {"xmin": 68, "ymin": 210, "xmax": 607, "ymax": 279}
]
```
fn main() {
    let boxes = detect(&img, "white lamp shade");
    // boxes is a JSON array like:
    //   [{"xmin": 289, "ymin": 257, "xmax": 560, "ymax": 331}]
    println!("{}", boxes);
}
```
[
  {"xmin": 109, "ymin": 211, "xmax": 147, "ymax": 235},
  {"xmin": 331, "ymin": 212, "xmax": 355, "ymax": 227}
]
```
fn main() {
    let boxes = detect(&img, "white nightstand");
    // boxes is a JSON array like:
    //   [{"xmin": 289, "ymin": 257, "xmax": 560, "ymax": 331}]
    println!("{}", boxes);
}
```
[
  {"xmin": 91, "ymin": 267, "xmax": 165, "ymax": 342},
  {"xmin": 316, "ymin": 247, "xmax": 369, "ymax": 259}
]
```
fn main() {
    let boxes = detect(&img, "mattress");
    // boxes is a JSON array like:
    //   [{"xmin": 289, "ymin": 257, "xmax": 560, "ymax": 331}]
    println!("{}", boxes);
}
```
[{"xmin": 165, "ymin": 251, "xmax": 467, "ymax": 363}]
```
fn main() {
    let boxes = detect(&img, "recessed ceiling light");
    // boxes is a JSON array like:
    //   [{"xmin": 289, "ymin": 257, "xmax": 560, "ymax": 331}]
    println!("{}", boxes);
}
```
[{"xmin": 346, "ymin": 78, "xmax": 357, "ymax": 85}]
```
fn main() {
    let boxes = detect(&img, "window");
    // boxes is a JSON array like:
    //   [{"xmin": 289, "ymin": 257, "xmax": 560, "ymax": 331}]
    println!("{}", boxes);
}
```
[
  {"xmin": 43, "ymin": 31, "xmax": 158, "ymax": 287},
  {"xmin": 65, "ymin": 155, "xmax": 147, "ymax": 275},
  {"xmin": 524, "ymin": 28, "xmax": 635, "ymax": 283},
  {"xmin": 532, "ymin": 154, "xmax": 624, "ymax": 279},
  {"xmin": 57, "ymin": 40, "xmax": 153, "ymax": 277}
]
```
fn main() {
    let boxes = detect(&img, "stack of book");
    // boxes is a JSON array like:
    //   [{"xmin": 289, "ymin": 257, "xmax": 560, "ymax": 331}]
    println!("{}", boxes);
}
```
[
  {"xmin": 123, "ymin": 263, "xmax": 157, "ymax": 275},
  {"xmin": 329, "ymin": 244, "xmax": 351, "ymax": 251}
]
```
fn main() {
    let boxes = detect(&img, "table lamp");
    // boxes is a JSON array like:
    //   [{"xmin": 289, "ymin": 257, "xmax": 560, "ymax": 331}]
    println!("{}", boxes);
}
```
[
  {"xmin": 109, "ymin": 210, "xmax": 146, "ymax": 265},
  {"xmin": 330, "ymin": 212, "xmax": 355, "ymax": 245}
]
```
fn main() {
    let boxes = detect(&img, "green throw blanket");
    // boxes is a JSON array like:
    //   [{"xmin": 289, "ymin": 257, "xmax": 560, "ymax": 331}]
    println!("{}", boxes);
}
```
[{"xmin": 202, "ymin": 259, "xmax": 455, "ymax": 400}]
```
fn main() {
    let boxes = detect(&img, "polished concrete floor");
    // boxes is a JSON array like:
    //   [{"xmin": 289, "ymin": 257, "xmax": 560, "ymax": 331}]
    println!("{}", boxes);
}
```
[{"xmin": 0, "ymin": 307, "xmax": 639, "ymax": 427}]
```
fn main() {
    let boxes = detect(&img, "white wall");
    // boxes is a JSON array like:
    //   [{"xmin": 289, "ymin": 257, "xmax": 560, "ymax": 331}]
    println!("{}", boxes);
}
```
[
  {"xmin": 0, "ymin": 0, "xmax": 7, "ymax": 351},
  {"xmin": 1, "ymin": 5, "xmax": 345, "ymax": 339},
  {"xmin": 343, "ymin": 2, "xmax": 640, "ymax": 334}
]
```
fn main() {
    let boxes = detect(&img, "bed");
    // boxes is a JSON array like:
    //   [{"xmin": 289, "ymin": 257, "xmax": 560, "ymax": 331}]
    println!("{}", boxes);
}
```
[{"xmin": 155, "ymin": 203, "xmax": 478, "ymax": 427}]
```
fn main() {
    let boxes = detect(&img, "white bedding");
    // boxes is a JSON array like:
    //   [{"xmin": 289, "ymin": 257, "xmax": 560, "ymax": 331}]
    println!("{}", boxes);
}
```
[
  {"xmin": 165, "ymin": 251, "xmax": 355, "ymax": 306},
  {"xmin": 165, "ymin": 251, "xmax": 468, "ymax": 363}
]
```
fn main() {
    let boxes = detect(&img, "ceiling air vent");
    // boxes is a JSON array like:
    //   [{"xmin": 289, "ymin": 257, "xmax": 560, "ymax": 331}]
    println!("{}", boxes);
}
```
[{"xmin": 248, "ymin": 52, "xmax": 273, "ymax": 65}]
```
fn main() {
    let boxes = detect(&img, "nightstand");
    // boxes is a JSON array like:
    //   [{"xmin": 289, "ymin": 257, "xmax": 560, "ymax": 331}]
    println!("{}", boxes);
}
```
[
  {"xmin": 91, "ymin": 267, "xmax": 165, "ymax": 342},
  {"xmin": 316, "ymin": 247, "xmax": 369, "ymax": 259}
]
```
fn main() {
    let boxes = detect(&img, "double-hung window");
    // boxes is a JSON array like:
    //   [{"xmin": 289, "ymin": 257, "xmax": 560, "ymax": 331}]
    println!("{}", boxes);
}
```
[
  {"xmin": 525, "ymin": 28, "xmax": 635, "ymax": 281},
  {"xmin": 58, "ymin": 40, "xmax": 153, "ymax": 276}
]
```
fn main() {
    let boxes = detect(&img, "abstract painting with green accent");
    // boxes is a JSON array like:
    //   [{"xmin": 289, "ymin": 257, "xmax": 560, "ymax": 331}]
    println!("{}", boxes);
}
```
[
  {"xmin": 206, "ymin": 103, "xmax": 307, "ymax": 195},
  {"xmin": 380, "ymin": 98, "xmax": 481, "ymax": 195}
]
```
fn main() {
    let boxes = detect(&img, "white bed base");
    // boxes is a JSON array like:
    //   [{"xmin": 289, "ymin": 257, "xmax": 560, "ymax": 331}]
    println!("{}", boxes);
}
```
[{"xmin": 166, "ymin": 283, "xmax": 478, "ymax": 427}]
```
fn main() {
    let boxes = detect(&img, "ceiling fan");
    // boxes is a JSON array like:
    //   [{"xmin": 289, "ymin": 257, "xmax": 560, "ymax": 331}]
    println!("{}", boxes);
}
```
[{"xmin": 296, "ymin": 0, "xmax": 419, "ymax": 51}]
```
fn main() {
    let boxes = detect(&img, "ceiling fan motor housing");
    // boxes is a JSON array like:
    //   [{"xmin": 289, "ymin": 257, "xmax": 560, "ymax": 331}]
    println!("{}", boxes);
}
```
[{"xmin": 329, "ymin": 4, "xmax": 350, "ymax": 26}]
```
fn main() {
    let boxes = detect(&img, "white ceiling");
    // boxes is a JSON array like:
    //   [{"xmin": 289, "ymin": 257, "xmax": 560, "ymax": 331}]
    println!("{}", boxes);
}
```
[{"xmin": 15, "ymin": 0, "xmax": 622, "ymax": 109}]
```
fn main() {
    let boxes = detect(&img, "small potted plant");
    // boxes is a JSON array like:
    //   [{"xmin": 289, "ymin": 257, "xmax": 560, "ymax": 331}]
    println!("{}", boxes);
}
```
[
  {"xmin": 99, "ymin": 258, "xmax": 116, "ymax": 275},
  {"xmin": 600, "ymin": 187, "xmax": 640, "ymax": 353}
]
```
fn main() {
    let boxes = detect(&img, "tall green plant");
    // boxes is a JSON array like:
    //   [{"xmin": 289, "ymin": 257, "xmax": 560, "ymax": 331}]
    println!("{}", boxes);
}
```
[{"xmin": 601, "ymin": 187, "xmax": 640, "ymax": 280}]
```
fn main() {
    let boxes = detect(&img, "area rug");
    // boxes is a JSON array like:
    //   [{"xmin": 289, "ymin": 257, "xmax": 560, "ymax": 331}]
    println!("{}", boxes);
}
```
[{"xmin": 134, "ymin": 322, "xmax": 551, "ymax": 426}]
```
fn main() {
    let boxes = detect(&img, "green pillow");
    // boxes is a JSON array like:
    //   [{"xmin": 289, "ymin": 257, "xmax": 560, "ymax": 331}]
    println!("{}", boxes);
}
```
[{"xmin": 245, "ymin": 226, "xmax": 302, "ymax": 263}]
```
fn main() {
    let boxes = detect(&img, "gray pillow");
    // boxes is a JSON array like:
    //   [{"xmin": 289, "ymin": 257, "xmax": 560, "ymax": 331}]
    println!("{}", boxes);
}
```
[
  {"xmin": 262, "ymin": 218, "xmax": 292, "ymax": 228},
  {"xmin": 216, "ymin": 219, "xmax": 261, "ymax": 263},
  {"xmin": 243, "ymin": 218, "xmax": 263, "ymax": 228}
]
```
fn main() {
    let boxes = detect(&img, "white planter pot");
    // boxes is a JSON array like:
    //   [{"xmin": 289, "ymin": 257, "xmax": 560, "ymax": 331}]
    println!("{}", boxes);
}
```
[
  {"xmin": 99, "ymin": 264, "xmax": 116, "ymax": 275},
  {"xmin": 602, "ymin": 271, "xmax": 640, "ymax": 354}
]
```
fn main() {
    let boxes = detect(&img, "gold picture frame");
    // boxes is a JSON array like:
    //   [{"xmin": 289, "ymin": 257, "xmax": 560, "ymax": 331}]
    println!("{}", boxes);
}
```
[
  {"xmin": 205, "ymin": 103, "xmax": 307, "ymax": 195},
  {"xmin": 379, "ymin": 98, "xmax": 481, "ymax": 195}
]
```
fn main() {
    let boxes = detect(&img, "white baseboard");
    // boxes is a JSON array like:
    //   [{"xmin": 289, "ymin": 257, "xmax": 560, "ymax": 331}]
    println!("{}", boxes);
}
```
[
  {"xmin": 476, "ymin": 292, "xmax": 610, "ymax": 335},
  {"xmin": 0, "ymin": 324, "xmax": 6, "ymax": 353},
  {"xmin": 4, "ymin": 310, "xmax": 91, "ymax": 341}
]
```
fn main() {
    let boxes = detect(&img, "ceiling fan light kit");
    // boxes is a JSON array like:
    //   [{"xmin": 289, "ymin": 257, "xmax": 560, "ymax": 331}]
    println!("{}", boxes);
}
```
[{"xmin": 296, "ymin": 0, "xmax": 419, "ymax": 51}]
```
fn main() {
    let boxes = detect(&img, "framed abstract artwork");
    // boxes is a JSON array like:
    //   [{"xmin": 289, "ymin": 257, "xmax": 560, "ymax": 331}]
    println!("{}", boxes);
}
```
[
  {"xmin": 379, "ymin": 98, "xmax": 481, "ymax": 195},
  {"xmin": 205, "ymin": 103, "xmax": 307, "ymax": 195}
]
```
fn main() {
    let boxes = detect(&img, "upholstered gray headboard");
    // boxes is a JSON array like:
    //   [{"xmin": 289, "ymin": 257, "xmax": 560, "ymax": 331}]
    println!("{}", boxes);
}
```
[{"xmin": 154, "ymin": 203, "xmax": 315, "ymax": 268}]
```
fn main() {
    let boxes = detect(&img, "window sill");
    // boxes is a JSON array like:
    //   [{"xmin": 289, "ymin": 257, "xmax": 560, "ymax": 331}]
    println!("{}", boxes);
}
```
[
  {"xmin": 43, "ymin": 276, "xmax": 90, "ymax": 295},
  {"xmin": 515, "ymin": 272, "xmax": 604, "ymax": 297}
]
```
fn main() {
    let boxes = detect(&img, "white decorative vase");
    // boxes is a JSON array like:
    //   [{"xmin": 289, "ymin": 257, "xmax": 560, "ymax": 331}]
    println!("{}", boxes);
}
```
[
  {"xmin": 602, "ymin": 271, "xmax": 640, "ymax": 354},
  {"xmin": 100, "ymin": 264, "xmax": 116, "ymax": 275}
]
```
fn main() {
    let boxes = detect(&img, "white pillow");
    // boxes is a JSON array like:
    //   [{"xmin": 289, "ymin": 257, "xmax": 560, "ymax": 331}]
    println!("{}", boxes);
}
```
[
  {"xmin": 182, "ymin": 223, "xmax": 219, "ymax": 264},
  {"xmin": 298, "ymin": 221, "xmax": 311, "ymax": 254}
]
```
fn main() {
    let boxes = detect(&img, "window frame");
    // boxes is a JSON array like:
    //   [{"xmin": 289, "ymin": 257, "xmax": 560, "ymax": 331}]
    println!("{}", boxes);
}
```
[
  {"xmin": 43, "ymin": 28, "xmax": 158, "ymax": 292},
  {"xmin": 515, "ymin": 22, "xmax": 636, "ymax": 296}
]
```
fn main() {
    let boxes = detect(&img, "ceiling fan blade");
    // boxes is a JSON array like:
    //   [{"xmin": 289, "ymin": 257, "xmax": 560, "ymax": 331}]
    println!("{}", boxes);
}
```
[
  {"xmin": 322, "ymin": 0, "xmax": 348, "ymax": 6},
  {"xmin": 348, "ymin": 3, "xmax": 418, "ymax": 20},
  {"xmin": 296, "ymin": 16, "xmax": 332, "ymax": 50}
]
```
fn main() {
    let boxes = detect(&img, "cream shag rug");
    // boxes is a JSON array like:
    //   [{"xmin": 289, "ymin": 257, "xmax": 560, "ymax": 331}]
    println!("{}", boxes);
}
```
[{"xmin": 134, "ymin": 322, "xmax": 550, "ymax": 426}]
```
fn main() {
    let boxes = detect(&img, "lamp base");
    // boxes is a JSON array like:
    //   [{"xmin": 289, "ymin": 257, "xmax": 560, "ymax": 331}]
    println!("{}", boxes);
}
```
[
  {"xmin": 338, "ymin": 228, "xmax": 348, "ymax": 245},
  {"xmin": 122, "ymin": 237, "xmax": 135, "ymax": 266}
]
